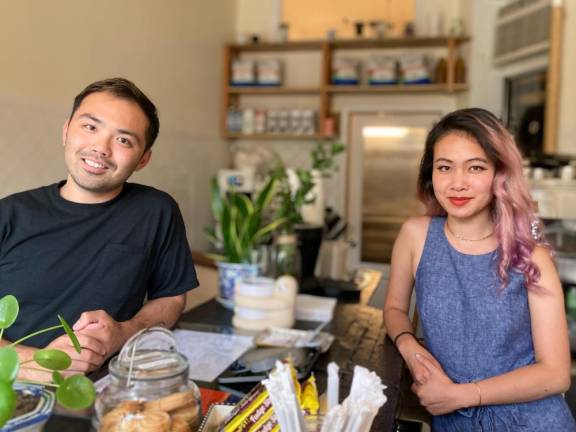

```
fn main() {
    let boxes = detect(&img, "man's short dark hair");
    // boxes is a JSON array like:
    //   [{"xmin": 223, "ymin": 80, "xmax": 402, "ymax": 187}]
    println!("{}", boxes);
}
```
[{"xmin": 70, "ymin": 78, "xmax": 159, "ymax": 151}]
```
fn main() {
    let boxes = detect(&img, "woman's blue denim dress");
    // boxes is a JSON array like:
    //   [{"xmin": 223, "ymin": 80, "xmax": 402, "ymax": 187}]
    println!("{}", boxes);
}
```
[{"xmin": 415, "ymin": 217, "xmax": 576, "ymax": 431}]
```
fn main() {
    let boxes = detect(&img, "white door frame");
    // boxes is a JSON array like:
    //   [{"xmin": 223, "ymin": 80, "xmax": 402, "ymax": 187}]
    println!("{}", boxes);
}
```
[{"xmin": 340, "ymin": 107, "xmax": 448, "ymax": 271}]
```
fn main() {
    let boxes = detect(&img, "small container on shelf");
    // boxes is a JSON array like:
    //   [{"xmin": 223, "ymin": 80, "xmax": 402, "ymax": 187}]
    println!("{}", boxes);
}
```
[
  {"xmin": 254, "ymin": 109, "xmax": 267, "ymax": 134},
  {"xmin": 302, "ymin": 110, "xmax": 317, "ymax": 136},
  {"xmin": 289, "ymin": 109, "xmax": 303, "ymax": 135},
  {"xmin": 433, "ymin": 57, "xmax": 448, "ymax": 84},
  {"xmin": 367, "ymin": 56, "xmax": 398, "ymax": 85},
  {"xmin": 454, "ymin": 56, "xmax": 466, "ymax": 84},
  {"xmin": 226, "ymin": 107, "xmax": 238, "ymax": 133},
  {"xmin": 399, "ymin": 54, "xmax": 432, "ymax": 84},
  {"xmin": 331, "ymin": 58, "xmax": 360, "ymax": 85},
  {"xmin": 231, "ymin": 59, "xmax": 256, "ymax": 86},
  {"xmin": 242, "ymin": 108, "xmax": 255, "ymax": 135},
  {"xmin": 266, "ymin": 109, "xmax": 280, "ymax": 134},
  {"xmin": 322, "ymin": 115, "xmax": 336, "ymax": 137},
  {"xmin": 256, "ymin": 59, "xmax": 283, "ymax": 86},
  {"xmin": 278, "ymin": 109, "xmax": 290, "ymax": 133}
]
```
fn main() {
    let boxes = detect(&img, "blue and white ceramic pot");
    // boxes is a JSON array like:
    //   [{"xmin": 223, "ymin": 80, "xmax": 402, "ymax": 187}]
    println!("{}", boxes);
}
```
[
  {"xmin": 1, "ymin": 383, "xmax": 55, "ymax": 432},
  {"xmin": 216, "ymin": 262, "xmax": 260, "ymax": 306}
]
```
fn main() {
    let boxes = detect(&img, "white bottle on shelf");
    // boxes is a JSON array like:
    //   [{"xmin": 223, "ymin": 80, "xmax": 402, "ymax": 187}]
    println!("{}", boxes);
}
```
[{"xmin": 242, "ymin": 108, "xmax": 255, "ymax": 135}]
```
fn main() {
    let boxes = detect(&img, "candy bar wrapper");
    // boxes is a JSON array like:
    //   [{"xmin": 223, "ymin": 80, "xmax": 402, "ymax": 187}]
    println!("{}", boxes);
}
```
[
  {"xmin": 299, "ymin": 374, "xmax": 319, "ymax": 416},
  {"xmin": 218, "ymin": 384, "xmax": 279, "ymax": 432},
  {"xmin": 219, "ymin": 360, "xmax": 304, "ymax": 432}
]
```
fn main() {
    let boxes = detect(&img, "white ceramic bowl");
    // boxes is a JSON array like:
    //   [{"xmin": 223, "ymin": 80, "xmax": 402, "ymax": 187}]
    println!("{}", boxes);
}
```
[{"xmin": 1, "ymin": 384, "xmax": 55, "ymax": 432}]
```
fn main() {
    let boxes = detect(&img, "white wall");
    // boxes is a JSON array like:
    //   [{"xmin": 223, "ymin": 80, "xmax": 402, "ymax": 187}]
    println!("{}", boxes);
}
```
[
  {"xmin": 0, "ymin": 0, "xmax": 236, "ymax": 248},
  {"xmin": 465, "ymin": 0, "xmax": 575, "ymax": 156}
]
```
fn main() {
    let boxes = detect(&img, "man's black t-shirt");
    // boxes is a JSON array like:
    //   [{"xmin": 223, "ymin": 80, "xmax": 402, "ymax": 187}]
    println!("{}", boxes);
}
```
[{"xmin": 0, "ymin": 181, "xmax": 198, "ymax": 347}]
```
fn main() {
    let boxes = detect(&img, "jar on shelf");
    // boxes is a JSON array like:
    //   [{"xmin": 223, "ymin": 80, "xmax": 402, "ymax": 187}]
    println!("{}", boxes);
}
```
[{"xmin": 94, "ymin": 327, "xmax": 201, "ymax": 432}]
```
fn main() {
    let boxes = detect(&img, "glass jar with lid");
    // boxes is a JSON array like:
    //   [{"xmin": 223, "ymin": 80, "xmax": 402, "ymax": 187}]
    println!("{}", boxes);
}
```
[
  {"xmin": 270, "ymin": 232, "xmax": 301, "ymax": 279},
  {"xmin": 94, "ymin": 327, "xmax": 201, "ymax": 432}
]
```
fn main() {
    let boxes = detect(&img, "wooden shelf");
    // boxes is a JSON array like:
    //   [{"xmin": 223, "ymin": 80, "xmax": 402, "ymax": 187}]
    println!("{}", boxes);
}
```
[
  {"xmin": 228, "ymin": 37, "xmax": 469, "ymax": 52},
  {"xmin": 227, "ymin": 87, "xmax": 321, "ymax": 95},
  {"xmin": 221, "ymin": 37, "xmax": 471, "ymax": 140},
  {"xmin": 225, "ymin": 133, "xmax": 325, "ymax": 141},
  {"xmin": 326, "ymin": 83, "xmax": 469, "ymax": 94},
  {"xmin": 229, "ymin": 41, "xmax": 324, "ymax": 52},
  {"xmin": 331, "ymin": 36, "xmax": 470, "ymax": 49}
]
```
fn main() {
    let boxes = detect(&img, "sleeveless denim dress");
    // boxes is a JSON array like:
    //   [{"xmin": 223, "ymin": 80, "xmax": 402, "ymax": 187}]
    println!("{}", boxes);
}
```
[{"xmin": 415, "ymin": 217, "xmax": 576, "ymax": 431}]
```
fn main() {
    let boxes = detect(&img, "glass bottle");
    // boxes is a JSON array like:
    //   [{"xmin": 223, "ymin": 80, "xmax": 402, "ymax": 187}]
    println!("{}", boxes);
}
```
[
  {"xmin": 455, "ymin": 56, "xmax": 466, "ymax": 84},
  {"xmin": 433, "ymin": 58, "xmax": 447, "ymax": 84},
  {"xmin": 94, "ymin": 327, "xmax": 201, "ymax": 432}
]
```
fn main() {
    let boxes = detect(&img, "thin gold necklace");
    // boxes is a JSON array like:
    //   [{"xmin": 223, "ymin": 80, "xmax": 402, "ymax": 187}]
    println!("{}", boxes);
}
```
[{"xmin": 445, "ymin": 223, "xmax": 494, "ymax": 242}]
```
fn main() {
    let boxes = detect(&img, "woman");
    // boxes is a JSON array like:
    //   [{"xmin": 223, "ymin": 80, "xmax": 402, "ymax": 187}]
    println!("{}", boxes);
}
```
[{"xmin": 383, "ymin": 108, "xmax": 576, "ymax": 430}]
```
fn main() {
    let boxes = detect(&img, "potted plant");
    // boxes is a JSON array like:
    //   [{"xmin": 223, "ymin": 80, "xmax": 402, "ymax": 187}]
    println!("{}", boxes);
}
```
[
  {"xmin": 273, "ymin": 140, "xmax": 345, "ymax": 279},
  {"xmin": 0, "ymin": 294, "xmax": 96, "ymax": 431},
  {"xmin": 204, "ymin": 174, "xmax": 287, "ymax": 305}
]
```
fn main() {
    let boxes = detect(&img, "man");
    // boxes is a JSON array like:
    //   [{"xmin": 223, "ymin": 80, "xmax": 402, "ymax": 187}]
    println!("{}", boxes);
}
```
[{"xmin": 0, "ymin": 78, "xmax": 198, "ymax": 379}]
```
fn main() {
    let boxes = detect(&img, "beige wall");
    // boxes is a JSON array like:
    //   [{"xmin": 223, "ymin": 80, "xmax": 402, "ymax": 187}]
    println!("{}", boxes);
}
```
[
  {"xmin": 0, "ymin": 0, "xmax": 236, "ymax": 248},
  {"xmin": 282, "ymin": 0, "xmax": 414, "ymax": 39},
  {"xmin": 236, "ymin": 0, "xmax": 281, "ymax": 42}
]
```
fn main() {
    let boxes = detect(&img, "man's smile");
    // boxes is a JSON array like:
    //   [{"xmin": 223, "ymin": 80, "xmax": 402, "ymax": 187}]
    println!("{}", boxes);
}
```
[
  {"xmin": 83, "ymin": 158, "xmax": 107, "ymax": 169},
  {"xmin": 81, "ymin": 157, "xmax": 112, "ymax": 174}
]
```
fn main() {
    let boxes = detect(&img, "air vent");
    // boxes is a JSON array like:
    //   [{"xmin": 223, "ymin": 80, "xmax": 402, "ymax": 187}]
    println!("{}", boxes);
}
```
[{"xmin": 494, "ymin": 0, "xmax": 551, "ymax": 65}]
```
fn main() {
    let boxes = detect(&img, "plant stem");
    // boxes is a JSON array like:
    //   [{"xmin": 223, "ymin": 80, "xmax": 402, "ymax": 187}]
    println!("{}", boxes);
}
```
[
  {"xmin": 0, "ymin": 328, "xmax": 3, "ymax": 340},
  {"xmin": 19, "ymin": 359, "xmax": 35, "ymax": 366},
  {"xmin": 8, "ymin": 325, "xmax": 63, "ymax": 347}
]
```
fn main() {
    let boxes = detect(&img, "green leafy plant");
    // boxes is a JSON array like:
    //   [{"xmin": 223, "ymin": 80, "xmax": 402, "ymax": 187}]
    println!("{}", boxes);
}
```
[
  {"xmin": 204, "ymin": 174, "xmax": 288, "ymax": 264},
  {"xmin": 0, "ymin": 294, "xmax": 96, "ymax": 427},
  {"xmin": 272, "ymin": 166, "xmax": 314, "ymax": 231},
  {"xmin": 274, "ymin": 140, "xmax": 345, "ymax": 231},
  {"xmin": 310, "ymin": 140, "xmax": 345, "ymax": 176}
]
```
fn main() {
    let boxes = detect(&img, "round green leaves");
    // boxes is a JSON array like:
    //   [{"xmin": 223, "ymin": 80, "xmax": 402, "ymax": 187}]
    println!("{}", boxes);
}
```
[
  {"xmin": 56, "ymin": 375, "xmax": 96, "ymax": 410},
  {"xmin": 0, "ymin": 295, "xmax": 19, "ymax": 330}
]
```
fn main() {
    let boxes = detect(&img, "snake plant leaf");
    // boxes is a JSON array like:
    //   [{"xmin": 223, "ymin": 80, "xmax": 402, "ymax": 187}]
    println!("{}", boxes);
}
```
[
  {"xmin": 0, "ymin": 347, "xmax": 19, "ymax": 383},
  {"xmin": 0, "ymin": 295, "xmax": 19, "ymax": 330},
  {"xmin": 52, "ymin": 371, "xmax": 64, "ymax": 386},
  {"xmin": 56, "ymin": 375, "xmax": 96, "ymax": 410},
  {"xmin": 220, "ymin": 203, "xmax": 236, "ymax": 262},
  {"xmin": 254, "ymin": 176, "xmax": 278, "ymax": 211},
  {"xmin": 58, "ymin": 315, "xmax": 81, "ymax": 354},
  {"xmin": 34, "ymin": 349, "xmax": 72, "ymax": 371},
  {"xmin": 231, "ymin": 193, "xmax": 254, "ymax": 219},
  {"xmin": 203, "ymin": 225, "xmax": 220, "ymax": 245},
  {"xmin": 0, "ymin": 380, "xmax": 16, "ymax": 427},
  {"xmin": 254, "ymin": 217, "xmax": 290, "ymax": 242},
  {"xmin": 210, "ymin": 178, "xmax": 224, "ymax": 221}
]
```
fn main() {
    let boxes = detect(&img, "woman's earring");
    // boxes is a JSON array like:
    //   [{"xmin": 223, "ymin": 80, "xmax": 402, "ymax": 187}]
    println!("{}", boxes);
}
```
[{"xmin": 530, "ymin": 219, "xmax": 541, "ymax": 241}]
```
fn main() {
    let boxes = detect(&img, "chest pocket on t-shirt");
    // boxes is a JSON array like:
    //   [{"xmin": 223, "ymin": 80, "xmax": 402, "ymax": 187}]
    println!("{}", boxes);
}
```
[{"xmin": 94, "ymin": 243, "xmax": 149, "ymax": 304}]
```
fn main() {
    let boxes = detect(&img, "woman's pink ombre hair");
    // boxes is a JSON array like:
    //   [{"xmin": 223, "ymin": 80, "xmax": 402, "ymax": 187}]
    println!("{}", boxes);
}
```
[{"xmin": 417, "ymin": 108, "xmax": 547, "ymax": 289}]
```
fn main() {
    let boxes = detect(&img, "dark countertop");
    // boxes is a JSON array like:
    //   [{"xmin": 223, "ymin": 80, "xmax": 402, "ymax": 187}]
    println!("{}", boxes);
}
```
[
  {"xmin": 178, "ymin": 298, "xmax": 403, "ymax": 431},
  {"xmin": 46, "ymin": 272, "xmax": 404, "ymax": 431}
]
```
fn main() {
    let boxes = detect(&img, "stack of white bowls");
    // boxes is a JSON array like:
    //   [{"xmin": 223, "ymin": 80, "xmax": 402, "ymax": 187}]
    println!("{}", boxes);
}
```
[{"xmin": 233, "ymin": 276, "xmax": 298, "ymax": 331}]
